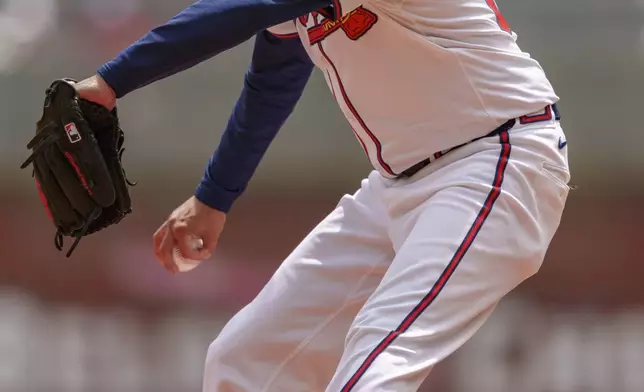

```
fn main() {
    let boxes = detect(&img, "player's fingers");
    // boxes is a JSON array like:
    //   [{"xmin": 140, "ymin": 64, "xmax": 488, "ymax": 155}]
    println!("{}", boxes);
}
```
[
  {"xmin": 154, "ymin": 223, "xmax": 178, "ymax": 274},
  {"xmin": 173, "ymin": 224, "xmax": 212, "ymax": 261},
  {"xmin": 152, "ymin": 223, "xmax": 166, "ymax": 264},
  {"xmin": 173, "ymin": 224, "xmax": 208, "ymax": 261},
  {"xmin": 160, "ymin": 230, "xmax": 180, "ymax": 275},
  {"xmin": 200, "ymin": 231, "xmax": 219, "ymax": 259}
]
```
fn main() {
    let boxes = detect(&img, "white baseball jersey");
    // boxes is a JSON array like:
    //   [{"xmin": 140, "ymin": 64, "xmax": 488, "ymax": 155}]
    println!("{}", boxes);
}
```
[
  {"xmin": 205, "ymin": 3, "xmax": 570, "ymax": 390},
  {"xmin": 269, "ymin": 0, "xmax": 558, "ymax": 178}
]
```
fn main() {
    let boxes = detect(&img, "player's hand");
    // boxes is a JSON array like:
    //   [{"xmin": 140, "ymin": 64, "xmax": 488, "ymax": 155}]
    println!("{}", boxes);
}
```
[
  {"xmin": 153, "ymin": 196, "xmax": 226, "ymax": 274},
  {"xmin": 73, "ymin": 74, "xmax": 117, "ymax": 110}
]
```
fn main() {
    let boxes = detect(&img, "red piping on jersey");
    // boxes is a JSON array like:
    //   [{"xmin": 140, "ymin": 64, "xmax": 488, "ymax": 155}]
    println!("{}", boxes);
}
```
[
  {"xmin": 352, "ymin": 125, "xmax": 370, "ymax": 157},
  {"xmin": 316, "ymin": 43, "xmax": 395, "ymax": 176},
  {"xmin": 326, "ymin": 69, "xmax": 369, "ymax": 156},
  {"xmin": 329, "ymin": 0, "xmax": 342, "ymax": 20},
  {"xmin": 485, "ymin": 0, "xmax": 511, "ymax": 32},
  {"xmin": 333, "ymin": 0, "xmax": 342, "ymax": 19},
  {"xmin": 268, "ymin": 31, "xmax": 299, "ymax": 39},
  {"xmin": 341, "ymin": 130, "xmax": 512, "ymax": 391}
]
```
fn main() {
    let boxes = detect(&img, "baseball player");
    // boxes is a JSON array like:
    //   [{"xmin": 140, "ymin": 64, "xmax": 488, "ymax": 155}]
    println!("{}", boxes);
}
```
[{"xmin": 73, "ymin": 0, "xmax": 571, "ymax": 390}]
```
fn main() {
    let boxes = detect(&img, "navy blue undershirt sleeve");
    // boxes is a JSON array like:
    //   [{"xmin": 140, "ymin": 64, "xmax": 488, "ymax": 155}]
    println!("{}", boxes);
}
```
[
  {"xmin": 97, "ymin": 0, "xmax": 327, "ymax": 98},
  {"xmin": 194, "ymin": 31, "xmax": 314, "ymax": 212}
]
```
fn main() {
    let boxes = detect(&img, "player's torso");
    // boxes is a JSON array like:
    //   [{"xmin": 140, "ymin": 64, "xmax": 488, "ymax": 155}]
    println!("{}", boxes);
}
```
[{"xmin": 270, "ymin": 0, "xmax": 559, "ymax": 178}]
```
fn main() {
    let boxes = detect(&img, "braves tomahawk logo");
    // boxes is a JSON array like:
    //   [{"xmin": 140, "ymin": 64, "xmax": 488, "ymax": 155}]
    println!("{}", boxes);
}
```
[{"xmin": 299, "ymin": 6, "xmax": 378, "ymax": 45}]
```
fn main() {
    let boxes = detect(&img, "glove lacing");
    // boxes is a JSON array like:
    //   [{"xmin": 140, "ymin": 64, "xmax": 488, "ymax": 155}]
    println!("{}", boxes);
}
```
[
  {"xmin": 116, "ymin": 130, "xmax": 137, "ymax": 186},
  {"xmin": 54, "ymin": 207, "xmax": 102, "ymax": 257}
]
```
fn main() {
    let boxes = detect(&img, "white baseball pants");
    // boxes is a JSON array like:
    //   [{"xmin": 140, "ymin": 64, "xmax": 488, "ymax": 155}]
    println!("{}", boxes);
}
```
[{"xmin": 203, "ymin": 116, "xmax": 570, "ymax": 391}]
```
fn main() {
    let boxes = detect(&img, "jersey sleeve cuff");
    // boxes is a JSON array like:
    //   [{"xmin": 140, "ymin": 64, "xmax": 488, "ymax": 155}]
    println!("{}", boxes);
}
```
[
  {"xmin": 97, "ymin": 62, "xmax": 131, "ymax": 99},
  {"xmin": 194, "ymin": 180, "xmax": 243, "ymax": 213}
]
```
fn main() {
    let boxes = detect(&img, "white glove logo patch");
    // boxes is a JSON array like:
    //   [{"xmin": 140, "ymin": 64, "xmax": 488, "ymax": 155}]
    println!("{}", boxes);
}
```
[{"xmin": 65, "ymin": 123, "xmax": 82, "ymax": 143}]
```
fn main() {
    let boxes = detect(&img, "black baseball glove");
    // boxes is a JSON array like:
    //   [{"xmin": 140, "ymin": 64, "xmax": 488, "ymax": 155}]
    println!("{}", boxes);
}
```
[{"xmin": 20, "ymin": 79, "xmax": 134, "ymax": 257}]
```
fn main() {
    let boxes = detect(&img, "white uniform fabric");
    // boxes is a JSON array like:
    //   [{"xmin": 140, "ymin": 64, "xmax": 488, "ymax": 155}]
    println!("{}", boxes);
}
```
[
  {"xmin": 269, "ymin": 0, "xmax": 558, "ymax": 178},
  {"xmin": 203, "ymin": 1, "xmax": 570, "ymax": 390},
  {"xmin": 203, "ymin": 116, "xmax": 571, "ymax": 391}
]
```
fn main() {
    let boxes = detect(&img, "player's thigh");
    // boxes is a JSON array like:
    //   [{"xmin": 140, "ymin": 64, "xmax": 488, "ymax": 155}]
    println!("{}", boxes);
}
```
[
  {"xmin": 328, "ymin": 127, "xmax": 570, "ymax": 391},
  {"xmin": 204, "ymin": 172, "xmax": 393, "ymax": 387}
]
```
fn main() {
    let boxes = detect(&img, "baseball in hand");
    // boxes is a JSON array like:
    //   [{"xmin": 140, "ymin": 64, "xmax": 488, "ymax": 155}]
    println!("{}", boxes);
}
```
[{"xmin": 172, "ymin": 236, "xmax": 204, "ymax": 272}]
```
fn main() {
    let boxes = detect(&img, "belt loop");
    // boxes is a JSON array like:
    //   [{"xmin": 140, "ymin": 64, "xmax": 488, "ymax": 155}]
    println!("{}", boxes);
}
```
[{"xmin": 552, "ymin": 104, "xmax": 561, "ymax": 120}]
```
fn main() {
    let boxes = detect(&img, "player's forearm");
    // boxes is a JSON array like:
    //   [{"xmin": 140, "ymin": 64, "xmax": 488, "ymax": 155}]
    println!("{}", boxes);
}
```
[
  {"xmin": 97, "ymin": 0, "xmax": 327, "ymax": 98},
  {"xmin": 194, "ymin": 32, "xmax": 314, "ymax": 213}
]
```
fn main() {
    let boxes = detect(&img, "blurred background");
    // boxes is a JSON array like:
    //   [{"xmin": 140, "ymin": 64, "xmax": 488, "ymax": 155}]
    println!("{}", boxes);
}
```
[{"xmin": 1, "ymin": 0, "xmax": 644, "ymax": 391}]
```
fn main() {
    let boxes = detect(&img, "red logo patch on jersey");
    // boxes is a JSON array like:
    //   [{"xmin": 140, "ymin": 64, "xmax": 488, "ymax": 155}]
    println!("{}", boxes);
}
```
[{"xmin": 303, "ymin": 6, "xmax": 378, "ymax": 45}]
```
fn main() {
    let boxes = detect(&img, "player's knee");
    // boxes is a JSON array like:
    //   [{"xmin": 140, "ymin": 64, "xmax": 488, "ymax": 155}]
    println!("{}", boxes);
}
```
[
  {"xmin": 526, "ymin": 259, "xmax": 544, "ymax": 277},
  {"xmin": 204, "ymin": 340, "xmax": 238, "ymax": 391},
  {"xmin": 204, "ymin": 326, "xmax": 268, "ymax": 392},
  {"xmin": 205, "ymin": 331, "xmax": 238, "ymax": 371},
  {"xmin": 204, "ymin": 311, "xmax": 259, "ymax": 372},
  {"xmin": 513, "ymin": 253, "xmax": 547, "ymax": 285},
  {"xmin": 203, "ymin": 336, "xmax": 239, "ymax": 390},
  {"xmin": 205, "ymin": 338, "xmax": 224, "ymax": 365}
]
